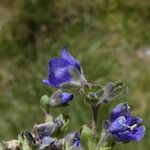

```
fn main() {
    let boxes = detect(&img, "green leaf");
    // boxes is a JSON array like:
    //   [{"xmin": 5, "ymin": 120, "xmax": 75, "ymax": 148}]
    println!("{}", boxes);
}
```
[
  {"xmin": 80, "ymin": 125, "xmax": 99, "ymax": 150},
  {"xmin": 80, "ymin": 125, "xmax": 93, "ymax": 144}
]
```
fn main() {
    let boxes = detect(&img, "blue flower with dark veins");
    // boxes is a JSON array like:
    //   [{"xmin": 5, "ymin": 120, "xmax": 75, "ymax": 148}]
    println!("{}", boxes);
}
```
[
  {"xmin": 42, "ymin": 48, "xmax": 87, "ymax": 88},
  {"xmin": 65, "ymin": 132, "xmax": 82, "ymax": 148},
  {"xmin": 108, "ymin": 103, "xmax": 145, "ymax": 142}
]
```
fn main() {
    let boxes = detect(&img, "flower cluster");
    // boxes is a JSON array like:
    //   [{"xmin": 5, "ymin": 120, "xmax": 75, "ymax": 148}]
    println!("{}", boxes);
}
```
[{"xmin": 1, "ymin": 49, "xmax": 145, "ymax": 150}]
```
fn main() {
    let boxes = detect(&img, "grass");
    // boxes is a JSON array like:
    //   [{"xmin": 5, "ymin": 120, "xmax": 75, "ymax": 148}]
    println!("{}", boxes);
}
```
[{"xmin": 0, "ymin": 0, "xmax": 150, "ymax": 149}]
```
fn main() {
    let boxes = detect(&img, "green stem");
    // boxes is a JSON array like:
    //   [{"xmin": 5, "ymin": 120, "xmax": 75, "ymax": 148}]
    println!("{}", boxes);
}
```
[
  {"xmin": 95, "ymin": 130, "xmax": 115, "ymax": 150},
  {"xmin": 91, "ymin": 105, "xmax": 99, "ymax": 136}
]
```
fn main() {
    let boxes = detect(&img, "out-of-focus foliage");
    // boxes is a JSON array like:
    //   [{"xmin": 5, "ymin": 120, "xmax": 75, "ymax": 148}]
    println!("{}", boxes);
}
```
[{"xmin": 0, "ymin": 0, "xmax": 149, "ymax": 150}]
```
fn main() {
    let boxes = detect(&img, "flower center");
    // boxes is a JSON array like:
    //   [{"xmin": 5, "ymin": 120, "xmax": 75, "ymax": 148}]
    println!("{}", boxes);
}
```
[
  {"xmin": 130, "ymin": 124, "xmax": 138, "ymax": 131},
  {"xmin": 125, "ymin": 124, "xmax": 138, "ymax": 131}
]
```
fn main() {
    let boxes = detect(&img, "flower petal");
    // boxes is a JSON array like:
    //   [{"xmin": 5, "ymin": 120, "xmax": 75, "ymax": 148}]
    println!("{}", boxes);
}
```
[
  {"xmin": 61, "ymin": 93, "xmax": 74, "ymax": 103},
  {"xmin": 48, "ymin": 58, "xmax": 72, "ymax": 87},
  {"xmin": 108, "ymin": 116, "xmax": 128, "ymax": 134},
  {"xmin": 110, "ymin": 103, "xmax": 130, "ymax": 122},
  {"xmin": 72, "ymin": 140, "xmax": 81, "ymax": 148},
  {"xmin": 116, "ymin": 126, "xmax": 145, "ymax": 142},
  {"xmin": 42, "ymin": 79, "xmax": 53, "ymax": 86},
  {"xmin": 61, "ymin": 48, "xmax": 81, "ymax": 72},
  {"xmin": 126, "ymin": 116, "xmax": 143, "ymax": 126},
  {"xmin": 132, "ymin": 126, "xmax": 145, "ymax": 141}
]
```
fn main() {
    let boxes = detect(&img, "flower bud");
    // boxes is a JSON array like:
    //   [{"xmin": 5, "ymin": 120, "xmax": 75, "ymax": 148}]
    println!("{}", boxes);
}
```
[
  {"xmin": 96, "ymin": 81, "xmax": 128, "ymax": 107},
  {"xmin": 41, "ymin": 90, "xmax": 74, "ymax": 108},
  {"xmin": 65, "ymin": 132, "xmax": 81, "ymax": 148},
  {"xmin": 33, "ymin": 121, "xmax": 56, "ymax": 137}
]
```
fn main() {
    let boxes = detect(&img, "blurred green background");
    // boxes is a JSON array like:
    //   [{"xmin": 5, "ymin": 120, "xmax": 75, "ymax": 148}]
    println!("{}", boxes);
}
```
[{"xmin": 0, "ymin": 0, "xmax": 149, "ymax": 149}]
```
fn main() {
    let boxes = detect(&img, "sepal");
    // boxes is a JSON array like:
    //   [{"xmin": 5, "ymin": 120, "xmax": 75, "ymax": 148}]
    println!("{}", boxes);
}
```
[
  {"xmin": 81, "ymin": 84, "xmax": 103, "ymax": 105},
  {"xmin": 60, "ymin": 67, "xmax": 87, "ymax": 89}
]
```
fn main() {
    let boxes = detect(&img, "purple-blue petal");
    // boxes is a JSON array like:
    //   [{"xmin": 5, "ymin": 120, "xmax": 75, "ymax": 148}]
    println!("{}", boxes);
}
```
[
  {"xmin": 132, "ymin": 126, "xmax": 145, "ymax": 141},
  {"xmin": 116, "ymin": 126, "xmax": 145, "ymax": 142},
  {"xmin": 73, "ymin": 140, "xmax": 81, "ymax": 147},
  {"xmin": 61, "ymin": 93, "xmax": 74, "ymax": 104},
  {"xmin": 108, "ymin": 116, "xmax": 128, "ymax": 134},
  {"xmin": 126, "ymin": 116, "xmax": 143, "ymax": 126},
  {"xmin": 110, "ymin": 103, "xmax": 130, "ymax": 122},
  {"xmin": 48, "ymin": 58, "xmax": 72, "ymax": 87},
  {"xmin": 42, "ymin": 79, "xmax": 53, "ymax": 86},
  {"xmin": 61, "ymin": 48, "xmax": 81, "ymax": 72}
]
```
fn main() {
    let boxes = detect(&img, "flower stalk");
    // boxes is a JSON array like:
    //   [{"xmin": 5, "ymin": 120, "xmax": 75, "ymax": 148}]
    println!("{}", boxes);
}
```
[{"xmin": 91, "ymin": 105, "xmax": 99, "ymax": 136}]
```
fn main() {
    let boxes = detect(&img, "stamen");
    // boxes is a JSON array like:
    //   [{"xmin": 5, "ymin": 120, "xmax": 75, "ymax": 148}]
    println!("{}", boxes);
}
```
[{"xmin": 130, "ymin": 124, "xmax": 137, "ymax": 131}]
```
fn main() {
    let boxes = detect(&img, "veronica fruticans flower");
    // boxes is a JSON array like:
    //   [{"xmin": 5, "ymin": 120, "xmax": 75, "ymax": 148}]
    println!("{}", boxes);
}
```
[
  {"xmin": 42, "ymin": 49, "xmax": 87, "ymax": 88},
  {"xmin": 107, "ymin": 103, "xmax": 145, "ymax": 142}
]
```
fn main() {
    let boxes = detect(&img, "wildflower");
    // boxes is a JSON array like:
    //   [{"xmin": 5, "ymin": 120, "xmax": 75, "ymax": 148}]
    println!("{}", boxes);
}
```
[
  {"xmin": 42, "ymin": 49, "xmax": 87, "ymax": 88},
  {"xmin": 108, "ymin": 103, "xmax": 145, "ymax": 142}
]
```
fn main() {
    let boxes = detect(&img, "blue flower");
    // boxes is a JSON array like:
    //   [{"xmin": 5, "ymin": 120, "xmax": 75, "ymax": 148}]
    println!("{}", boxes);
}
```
[
  {"xmin": 65, "ymin": 132, "xmax": 81, "ymax": 148},
  {"xmin": 108, "ymin": 103, "xmax": 145, "ymax": 142},
  {"xmin": 49, "ymin": 90, "xmax": 74, "ymax": 107},
  {"xmin": 42, "ymin": 48, "xmax": 86, "ymax": 88}
]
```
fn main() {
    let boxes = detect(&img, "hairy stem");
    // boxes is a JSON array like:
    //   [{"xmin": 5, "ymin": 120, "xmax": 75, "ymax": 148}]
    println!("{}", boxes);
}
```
[{"xmin": 91, "ymin": 105, "xmax": 99, "ymax": 136}]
